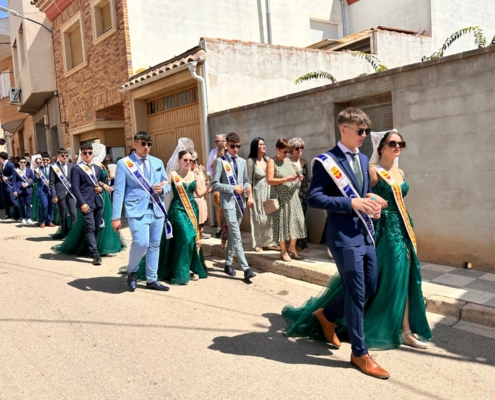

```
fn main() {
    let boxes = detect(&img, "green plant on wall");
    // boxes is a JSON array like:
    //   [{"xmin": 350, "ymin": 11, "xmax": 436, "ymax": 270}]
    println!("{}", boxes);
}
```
[
  {"xmin": 295, "ymin": 52, "xmax": 387, "ymax": 84},
  {"xmin": 422, "ymin": 26, "xmax": 487, "ymax": 61}
]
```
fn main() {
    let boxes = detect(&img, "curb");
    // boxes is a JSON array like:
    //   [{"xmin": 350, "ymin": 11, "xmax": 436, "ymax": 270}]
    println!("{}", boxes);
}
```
[{"xmin": 202, "ymin": 242, "xmax": 495, "ymax": 330}]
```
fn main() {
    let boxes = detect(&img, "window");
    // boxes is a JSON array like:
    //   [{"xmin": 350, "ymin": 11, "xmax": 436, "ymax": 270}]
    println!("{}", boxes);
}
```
[
  {"xmin": 61, "ymin": 12, "xmax": 87, "ymax": 74},
  {"xmin": 91, "ymin": 0, "xmax": 116, "ymax": 44},
  {"xmin": 0, "ymin": 70, "xmax": 11, "ymax": 99},
  {"xmin": 147, "ymin": 87, "xmax": 199, "ymax": 116}
]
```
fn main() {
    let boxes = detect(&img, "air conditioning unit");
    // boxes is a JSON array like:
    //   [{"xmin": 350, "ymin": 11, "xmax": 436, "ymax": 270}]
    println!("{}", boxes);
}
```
[{"xmin": 9, "ymin": 87, "xmax": 21, "ymax": 105}]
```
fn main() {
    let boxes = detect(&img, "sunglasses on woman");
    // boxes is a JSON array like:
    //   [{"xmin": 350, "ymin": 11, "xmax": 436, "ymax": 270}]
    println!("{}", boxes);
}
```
[
  {"xmin": 386, "ymin": 141, "xmax": 406, "ymax": 149},
  {"xmin": 294, "ymin": 146, "xmax": 304, "ymax": 151}
]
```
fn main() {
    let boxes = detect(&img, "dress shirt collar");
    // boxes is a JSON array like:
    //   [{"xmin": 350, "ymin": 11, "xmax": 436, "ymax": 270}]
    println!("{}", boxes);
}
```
[{"xmin": 338, "ymin": 141, "xmax": 359, "ymax": 155}]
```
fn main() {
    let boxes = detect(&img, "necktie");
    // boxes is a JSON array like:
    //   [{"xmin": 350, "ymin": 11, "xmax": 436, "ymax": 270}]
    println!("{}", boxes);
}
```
[
  {"xmin": 347, "ymin": 152, "xmax": 363, "ymax": 191},
  {"xmin": 232, "ymin": 156, "xmax": 238, "ymax": 177},
  {"xmin": 142, "ymin": 158, "xmax": 150, "ymax": 180}
]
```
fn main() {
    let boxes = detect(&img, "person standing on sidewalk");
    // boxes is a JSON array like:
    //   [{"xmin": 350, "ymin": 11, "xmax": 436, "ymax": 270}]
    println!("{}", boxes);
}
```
[
  {"xmin": 0, "ymin": 152, "xmax": 20, "ymax": 220},
  {"xmin": 13, "ymin": 156, "xmax": 35, "ymax": 225},
  {"xmin": 211, "ymin": 132, "xmax": 256, "ymax": 281},
  {"xmin": 112, "ymin": 131, "xmax": 171, "ymax": 292},
  {"xmin": 207, "ymin": 134, "xmax": 226, "ymax": 238}
]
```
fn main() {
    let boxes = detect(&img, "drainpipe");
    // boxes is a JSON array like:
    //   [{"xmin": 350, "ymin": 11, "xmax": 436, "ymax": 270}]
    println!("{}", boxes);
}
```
[
  {"xmin": 340, "ymin": 0, "xmax": 347, "ymax": 37},
  {"xmin": 187, "ymin": 61, "xmax": 215, "ymax": 226},
  {"xmin": 266, "ymin": 0, "xmax": 272, "ymax": 44}
]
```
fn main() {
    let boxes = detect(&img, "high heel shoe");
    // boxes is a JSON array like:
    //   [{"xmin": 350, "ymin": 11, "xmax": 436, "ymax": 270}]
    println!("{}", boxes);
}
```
[
  {"xmin": 280, "ymin": 252, "xmax": 292, "ymax": 262},
  {"xmin": 288, "ymin": 250, "xmax": 303, "ymax": 260},
  {"xmin": 401, "ymin": 330, "xmax": 428, "ymax": 349}
]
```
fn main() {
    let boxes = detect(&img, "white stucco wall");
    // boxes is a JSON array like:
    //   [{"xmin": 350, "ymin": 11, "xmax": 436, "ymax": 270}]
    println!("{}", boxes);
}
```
[
  {"xmin": 374, "ymin": 31, "xmax": 433, "ymax": 67},
  {"xmin": 126, "ymin": 0, "xmax": 337, "ymax": 73}
]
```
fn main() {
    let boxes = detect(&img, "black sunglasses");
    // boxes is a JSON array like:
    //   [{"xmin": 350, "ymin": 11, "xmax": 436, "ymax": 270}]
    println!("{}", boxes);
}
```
[
  {"xmin": 36, "ymin": 161, "xmax": 42, "ymax": 164},
  {"xmin": 229, "ymin": 144, "xmax": 241, "ymax": 149},
  {"xmin": 386, "ymin": 141, "xmax": 406, "ymax": 149},
  {"xmin": 82, "ymin": 151, "xmax": 93, "ymax": 155},
  {"xmin": 60, "ymin": 154, "xmax": 68, "ymax": 157},
  {"xmin": 191, "ymin": 159, "xmax": 198, "ymax": 163},
  {"xmin": 140, "ymin": 141, "xmax": 152, "ymax": 147},
  {"xmin": 344, "ymin": 126, "xmax": 371, "ymax": 136},
  {"xmin": 20, "ymin": 161, "xmax": 27, "ymax": 164},
  {"xmin": 42, "ymin": 159, "xmax": 50, "ymax": 162},
  {"xmin": 294, "ymin": 146, "xmax": 304, "ymax": 151}
]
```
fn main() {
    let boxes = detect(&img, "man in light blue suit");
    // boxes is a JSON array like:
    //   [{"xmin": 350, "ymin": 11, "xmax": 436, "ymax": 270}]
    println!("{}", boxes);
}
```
[
  {"xmin": 211, "ymin": 132, "xmax": 256, "ymax": 281},
  {"xmin": 112, "ymin": 132, "xmax": 171, "ymax": 292}
]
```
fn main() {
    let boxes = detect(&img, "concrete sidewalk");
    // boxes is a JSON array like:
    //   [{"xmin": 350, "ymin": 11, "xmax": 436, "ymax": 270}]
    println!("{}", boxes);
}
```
[{"xmin": 185, "ymin": 226, "xmax": 495, "ymax": 329}]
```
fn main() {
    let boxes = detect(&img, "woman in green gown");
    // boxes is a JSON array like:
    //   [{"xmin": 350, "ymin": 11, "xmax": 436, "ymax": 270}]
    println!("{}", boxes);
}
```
[
  {"xmin": 282, "ymin": 131, "xmax": 431, "ymax": 350},
  {"xmin": 137, "ymin": 148, "xmax": 210, "ymax": 285},
  {"xmin": 51, "ymin": 144, "xmax": 125, "ymax": 256}
]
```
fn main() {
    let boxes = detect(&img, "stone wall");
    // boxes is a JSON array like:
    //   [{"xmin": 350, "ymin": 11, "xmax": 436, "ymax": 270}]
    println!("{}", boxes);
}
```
[{"xmin": 209, "ymin": 46, "xmax": 495, "ymax": 271}]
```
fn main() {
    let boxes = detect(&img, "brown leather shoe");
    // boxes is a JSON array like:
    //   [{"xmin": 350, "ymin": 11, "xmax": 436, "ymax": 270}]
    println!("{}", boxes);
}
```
[
  {"xmin": 40, "ymin": 223, "xmax": 45, "ymax": 228},
  {"xmin": 314, "ymin": 308, "xmax": 341, "ymax": 348},
  {"xmin": 48, "ymin": 222, "xmax": 55, "ymax": 227},
  {"xmin": 351, "ymin": 353, "xmax": 390, "ymax": 379}
]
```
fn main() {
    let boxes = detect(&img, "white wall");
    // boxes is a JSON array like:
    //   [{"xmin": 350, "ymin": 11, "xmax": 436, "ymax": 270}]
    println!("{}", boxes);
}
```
[
  {"xmin": 346, "ymin": 0, "xmax": 432, "ymax": 36},
  {"xmin": 126, "ymin": 0, "xmax": 337, "ymax": 74}
]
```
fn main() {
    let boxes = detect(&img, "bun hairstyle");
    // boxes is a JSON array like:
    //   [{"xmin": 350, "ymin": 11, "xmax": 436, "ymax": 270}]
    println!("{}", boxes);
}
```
[
  {"xmin": 377, "ymin": 131, "xmax": 404, "ymax": 158},
  {"xmin": 178, "ymin": 150, "xmax": 191, "ymax": 159}
]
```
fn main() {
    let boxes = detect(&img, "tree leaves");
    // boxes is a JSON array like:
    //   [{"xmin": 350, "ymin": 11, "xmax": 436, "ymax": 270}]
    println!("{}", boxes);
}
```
[
  {"xmin": 295, "ymin": 71, "xmax": 337, "ymax": 84},
  {"xmin": 422, "ymin": 26, "xmax": 486, "ymax": 61}
]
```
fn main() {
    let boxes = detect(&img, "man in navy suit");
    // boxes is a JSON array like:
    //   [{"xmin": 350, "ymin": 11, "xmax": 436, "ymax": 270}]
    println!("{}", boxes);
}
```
[
  {"xmin": 71, "ymin": 144, "xmax": 104, "ymax": 265},
  {"xmin": 49, "ymin": 148, "xmax": 77, "ymax": 235},
  {"xmin": 35, "ymin": 153, "xmax": 55, "ymax": 228},
  {"xmin": 307, "ymin": 108, "xmax": 389, "ymax": 379},
  {"xmin": 13, "ymin": 156, "xmax": 35, "ymax": 225},
  {"xmin": 0, "ymin": 151, "xmax": 20, "ymax": 220}
]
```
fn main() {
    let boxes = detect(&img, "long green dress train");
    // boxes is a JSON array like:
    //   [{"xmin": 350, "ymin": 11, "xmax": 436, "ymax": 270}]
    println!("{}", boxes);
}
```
[
  {"xmin": 137, "ymin": 181, "xmax": 208, "ymax": 285},
  {"xmin": 51, "ymin": 171, "xmax": 125, "ymax": 256},
  {"xmin": 282, "ymin": 180, "xmax": 432, "ymax": 350}
]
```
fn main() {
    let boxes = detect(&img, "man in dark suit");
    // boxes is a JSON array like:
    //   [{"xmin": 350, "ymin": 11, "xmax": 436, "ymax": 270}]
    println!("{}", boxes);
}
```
[
  {"xmin": 307, "ymin": 107, "xmax": 389, "ymax": 379},
  {"xmin": 0, "ymin": 152, "xmax": 20, "ymax": 220},
  {"xmin": 49, "ymin": 147, "xmax": 77, "ymax": 235},
  {"xmin": 35, "ymin": 152, "xmax": 55, "ymax": 228},
  {"xmin": 71, "ymin": 143, "xmax": 104, "ymax": 265},
  {"xmin": 13, "ymin": 156, "xmax": 35, "ymax": 224}
]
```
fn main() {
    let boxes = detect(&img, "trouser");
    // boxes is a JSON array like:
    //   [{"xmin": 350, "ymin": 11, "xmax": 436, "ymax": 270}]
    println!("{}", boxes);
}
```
[
  {"xmin": 39, "ymin": 193, "xmax": 54, "ymax": 223},
  {"xmin": 127, "ymin": 207, "xmax": 163, "ymax": 283},
  {"xmin": 18, "ymin": 192, "xmax": 32, "ymax": 219},
  {"xmin": 2, "ymin": 184, "xmax": 19, "ymax": 218},
  {"xmin": 223, "ymin": 207, "xmax": 249, "ymax": 271},
  {"xmin": 323, "ymin": 244, "xmax": 378, "ymax": 357},
  {"xmin": 82, "ymin": 204, "xmax": 104, "ymax": 257},
  {"xmin": 57, "ymin": 195, "xmax": 77, "ymax": 234}
]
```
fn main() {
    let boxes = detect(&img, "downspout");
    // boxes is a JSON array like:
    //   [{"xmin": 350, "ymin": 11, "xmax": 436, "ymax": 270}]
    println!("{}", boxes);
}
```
[
  {"xmin": 340, "ymin": 0, "xmax": 347, "ymax": 37},
  {"xmin": 187, "ymin": 61, "xmax": 215, "ymax": 226},
  {"xmin": 266, "ymin": 0, "xmax": 272, "ymax": 44}
]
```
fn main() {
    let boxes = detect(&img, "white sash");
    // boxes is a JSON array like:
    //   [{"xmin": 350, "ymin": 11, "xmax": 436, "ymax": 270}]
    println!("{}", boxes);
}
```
[
  {"xmin": 220, "ymin": 156, "xmax": 245, "ymax": 215},
  {"xmin": 78, "ymin": 163, "xmax": 99, "ymax": 185},
  {"xmin": 50, "ymin": 163, "xmax": 76, "ymax": 199},
  {"xmin": 36, "ymin": 168, "xmax": 50, "ymax": 191},
  {"xmin": 312, "ymin": 153, "xmax": 375, "ymax": 245},
  {"xmin": 15, "ymin": 168, "xmax": 31, "ymax": 184},
  {"xmin": 122, "ymin": 156, "xmax": 173, "ymax": 239}
]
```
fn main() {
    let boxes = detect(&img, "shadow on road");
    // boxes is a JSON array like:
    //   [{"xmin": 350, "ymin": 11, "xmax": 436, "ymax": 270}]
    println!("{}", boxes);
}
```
[
  {"xmin": 68, "ymin": 276, "xmax": 129, "ymax": 294},
  {"xmin": 26, "ymin": 236, "xmax": 56, "ymax": 242},
  {"xmin": 39, "ymin": 253, "xmax": 90, "ymax": 264},
  {"xmin": 209, "ymin": 312, "xmax": 350, "ymax": 369}
]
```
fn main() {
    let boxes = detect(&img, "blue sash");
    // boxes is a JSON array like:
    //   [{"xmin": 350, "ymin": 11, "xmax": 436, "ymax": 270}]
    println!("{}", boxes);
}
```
[{"xmin": 220, "ymin": 156, "xmax": 245, "ymax": 216}]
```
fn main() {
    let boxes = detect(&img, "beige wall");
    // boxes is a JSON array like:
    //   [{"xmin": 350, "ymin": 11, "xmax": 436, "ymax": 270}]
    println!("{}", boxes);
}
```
[{"xmin": 208, "ymin": 46, "xmax": 495, "ymax": 271}]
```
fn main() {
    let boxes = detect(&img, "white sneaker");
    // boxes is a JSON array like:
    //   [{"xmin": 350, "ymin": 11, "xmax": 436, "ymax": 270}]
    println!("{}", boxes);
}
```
[
  {"xmin": 21, "ymin": 218, "xmax": 27, "ymax": 224},
  {"xmin": 201, "ymin": 233, "xmax": 211, "ymax": 239},
  {"xmin": 26, "ymin": 219, "xmax": 34, "ymax": 225}
]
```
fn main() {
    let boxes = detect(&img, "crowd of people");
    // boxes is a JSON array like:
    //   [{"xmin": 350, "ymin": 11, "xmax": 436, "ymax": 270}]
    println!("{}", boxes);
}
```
[{"xmin": 0, "ymin": 107, "xmax": 430, "ymax": 380}]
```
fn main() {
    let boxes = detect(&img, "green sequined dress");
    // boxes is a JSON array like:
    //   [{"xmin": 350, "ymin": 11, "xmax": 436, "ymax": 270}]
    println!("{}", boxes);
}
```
[
  {"xmin": 137, "ymin": 181, "xmax": 208, "ymax": 285},
  {"xmin": 282, "ymin": 179, "xmax": 432, "ymax": 349}
]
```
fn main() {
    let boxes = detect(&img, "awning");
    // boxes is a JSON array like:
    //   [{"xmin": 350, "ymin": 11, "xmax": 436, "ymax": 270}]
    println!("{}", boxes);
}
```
[{"xmin": 1, "ymin": 117, "xmax": 26, "ymax": 134}]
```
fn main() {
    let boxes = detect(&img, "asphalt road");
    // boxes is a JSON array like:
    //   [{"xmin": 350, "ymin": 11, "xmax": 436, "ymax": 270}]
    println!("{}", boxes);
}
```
[{"xmin": 1, "ymin": 222, "xmax": 495, "ymax": 399}]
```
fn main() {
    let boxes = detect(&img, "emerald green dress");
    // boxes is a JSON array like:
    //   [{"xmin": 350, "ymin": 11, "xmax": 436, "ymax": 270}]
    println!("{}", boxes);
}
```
[
  {"xmin": 137, "ymin": 181, "xmax": 207, "ymax": 285},
  {"xmin": 282, "ymin": 179, "xmax": 432, "ymax": 349},
  {"xmin": 51, "ymin": 170, "xmax": 125, "ymax": 256}
]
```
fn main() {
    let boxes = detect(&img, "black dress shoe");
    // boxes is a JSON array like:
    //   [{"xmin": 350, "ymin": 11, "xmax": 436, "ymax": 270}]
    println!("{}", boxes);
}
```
[
  {"xmin": 127, "ymin": 272, "xmax": 137, "ymax": 292},
  {"xmin": 92, "ymin": 255, "xmax": 102, "ymax": 265},
  {"xmin": 2, "ymin": 215, "xmax": 10, "ymax": 220},
  {"xmin": 224, "ymin": 265, "xmax": 236, "ymax": 276},
  {"xmin": 215, "ymin": 229, "xmax": 222, "ymax": 238},
  {"xmin": 146, "ymin": 281, "xmax": 170, "ymax": 291},
  {"xmin": 244, "ymin": 268, "xmax": 256, "ymax": 280}
]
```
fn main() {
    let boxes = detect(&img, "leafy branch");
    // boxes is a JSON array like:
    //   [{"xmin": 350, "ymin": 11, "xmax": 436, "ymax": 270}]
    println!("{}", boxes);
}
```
[
  {"xmin": 422, "ymin": 26, "xmax": 486, "ymax": 61},
  {"xmin": 353, "ymin": 51, "xmax": 388, "ymax": 72},
  {"xmin": 295, "ymin": 71, "xmax": 337, "ymax": 84}
]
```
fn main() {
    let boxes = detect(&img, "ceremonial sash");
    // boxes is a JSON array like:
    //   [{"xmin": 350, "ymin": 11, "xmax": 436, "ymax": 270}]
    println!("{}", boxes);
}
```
[
  {"xmin": 171, "ymin": 171, "xmax": 201, "ymax": 252},
  {"xmin": 372, "ymin": 164, "xmax": 417, "ymax": 253},
  {"xmin": 50, "ymin": 164, "xmax": 76, "ymax": 199},
  {"xmin": 312, "ymin": 153, "xmax": 375, "ymax": 245},
  {"xmin": 122, "ymin": 157, "xmax": 173, "ymax": 239},
  {"xmin": 78, "ymin": 163, "xmax": 99, "ymax": 186},
  {"xmin": 220, "ymin": 156, "xmax": 245, "ymax": 216},
  {"xmin": 36, "ymin": 168, "xmax": 50, "ymax": 191},
  {"xmin": 15, "ymin": 168, "xmax": 31, "ymax": 184}
]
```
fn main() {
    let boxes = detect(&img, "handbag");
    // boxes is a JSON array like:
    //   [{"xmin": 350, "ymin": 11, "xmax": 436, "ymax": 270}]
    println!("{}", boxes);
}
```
[{"xmin": 263, "ymin": 198, "xmax": 279, "ymax": 214}]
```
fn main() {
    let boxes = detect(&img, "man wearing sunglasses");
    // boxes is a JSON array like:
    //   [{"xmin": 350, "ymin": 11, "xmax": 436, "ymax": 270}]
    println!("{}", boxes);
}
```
[
  {"xmin": 13, "ymin": 157, "xmax": 35, "ymax": 225},
  {"xmin": 35, "ymin": 153, "xmax": 55, "ymax": 228},
  {"xmin": 211, "ymin": 132, "xmax": 256, "ymax": 281},
  {"xmin": 0, "ymin": 151, "xmax": 20, "ymax": 220},
  {"xmin": 307, "ymin": 107, "xmax": 389, "ymax": 379},
  {"xmin": 71, "ymin": 144, "xmax": 104, "ymax": 265},
  {"xmin": 50, "ymin": 148, "xmax": 77, "ymax": 235},
  {"xmin": 112, "ymin": 131, "xmax": 171, "ymax": 292}
]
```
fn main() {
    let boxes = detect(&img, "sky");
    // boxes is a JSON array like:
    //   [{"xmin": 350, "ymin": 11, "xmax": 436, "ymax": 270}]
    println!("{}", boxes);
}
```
[{"xmin": 0, "ymin": 0, "xmax": 7, "ymax": 18}]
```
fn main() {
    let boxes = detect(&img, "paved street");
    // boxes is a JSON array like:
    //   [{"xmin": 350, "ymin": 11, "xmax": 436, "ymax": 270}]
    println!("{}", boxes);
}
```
[{"xmin": 1, "ymin": 222, "xmax": 495, "ymax": 399}]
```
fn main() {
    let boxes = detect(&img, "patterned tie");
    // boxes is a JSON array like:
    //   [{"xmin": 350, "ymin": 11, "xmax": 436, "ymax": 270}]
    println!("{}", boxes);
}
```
[
  {"xmin": 232, "ymin": 156, "xmax": 238, "ymax": 177},
  {"xmin": 347, "ymin": 152, "xmax": 363, "ymax": 191}
]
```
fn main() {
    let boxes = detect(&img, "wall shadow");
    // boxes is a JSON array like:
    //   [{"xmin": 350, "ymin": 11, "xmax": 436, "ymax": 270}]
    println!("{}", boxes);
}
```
[{"xmin": 67, "ymin": 275, "xmax": 129, "ymax": 294}]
